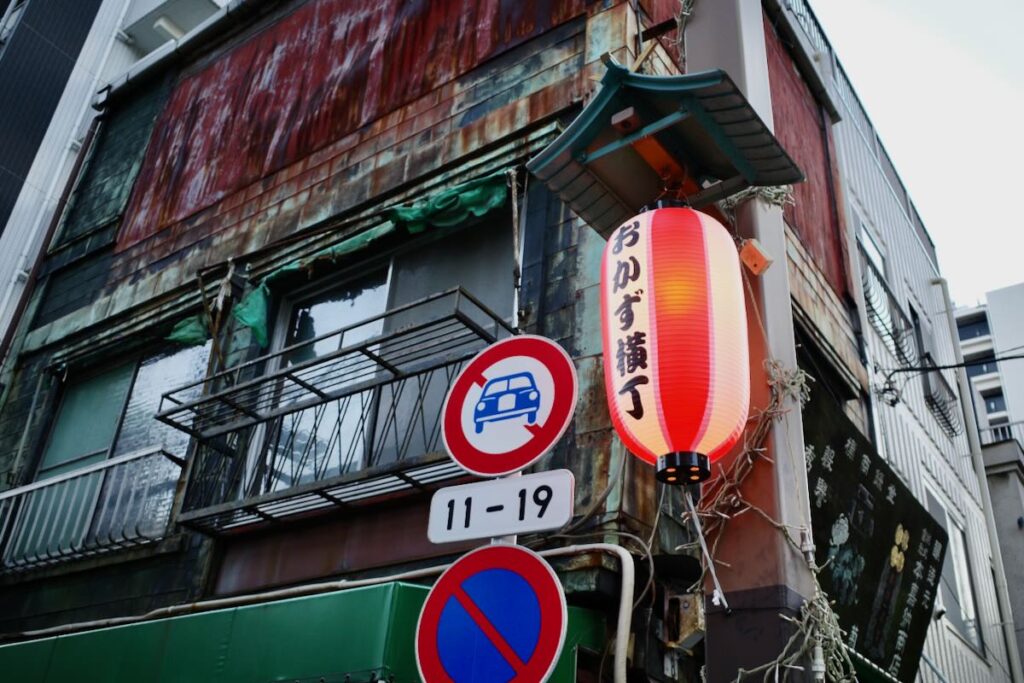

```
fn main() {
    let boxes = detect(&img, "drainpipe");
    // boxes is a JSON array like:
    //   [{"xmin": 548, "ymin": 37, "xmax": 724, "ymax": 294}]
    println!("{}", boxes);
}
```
[
  {"xmin": 2, "ymin": 542, "xmax": 636, "ymax": 683},
  {"xmin": 933, "ymin": 276, "xmax": 1023, "ymax": 683}
]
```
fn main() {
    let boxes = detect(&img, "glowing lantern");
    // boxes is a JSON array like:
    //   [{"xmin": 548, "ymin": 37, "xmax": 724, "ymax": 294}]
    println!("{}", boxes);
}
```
[{"xmin": 601, "ymin": 208, "xmax": 749, "ymax": 484}]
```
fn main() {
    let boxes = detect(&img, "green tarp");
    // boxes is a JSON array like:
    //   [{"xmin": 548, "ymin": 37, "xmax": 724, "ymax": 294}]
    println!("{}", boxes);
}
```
[
  {"xmin": 0, "ymin": 581, "xmax": 605, "ymax": 682},
  {"xmin": 165, "ymin": 170, "xmax": 510, "ymax": 348},
  {"xmin": 388, "ymin": 170, "xmax": 509, "ymax": 234},
  {"xmin": 165, "ymin": 314, "xmax": 210, "ymax": 346},
  {"xmin": 232, "ymin": 220, "xmax": 399, "ymax": 347}
]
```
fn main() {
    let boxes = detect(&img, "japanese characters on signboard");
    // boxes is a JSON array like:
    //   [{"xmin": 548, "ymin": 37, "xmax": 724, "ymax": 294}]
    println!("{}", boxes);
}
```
[
  {"xmin": 803, "ymin": 388, "xmax": 947, "ymax": 682},
  {"xmin": 605, "ymin": 219, "xmax": 652, "ymax": 426}
]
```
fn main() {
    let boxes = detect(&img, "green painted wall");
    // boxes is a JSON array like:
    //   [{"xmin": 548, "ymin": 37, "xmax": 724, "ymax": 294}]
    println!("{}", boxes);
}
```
[{"xmin": 0, "ymin": 581, "xmax": 605, "ymax": 682}]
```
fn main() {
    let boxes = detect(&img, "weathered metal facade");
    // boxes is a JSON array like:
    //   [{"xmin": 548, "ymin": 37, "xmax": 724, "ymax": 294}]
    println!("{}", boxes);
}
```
[
  {"xmin": 0, "ymin": 2, "xmax": 696, "ymax": 670},
  {"xmin": 0, "ymin": 0, "xmax": 1013, "ymax": 681}
]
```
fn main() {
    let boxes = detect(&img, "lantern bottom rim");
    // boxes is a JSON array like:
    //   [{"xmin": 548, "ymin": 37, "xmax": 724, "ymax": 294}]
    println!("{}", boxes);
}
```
[{"xmin": 657, "ymin": 452, "xmax": 709, "ymax": 484}]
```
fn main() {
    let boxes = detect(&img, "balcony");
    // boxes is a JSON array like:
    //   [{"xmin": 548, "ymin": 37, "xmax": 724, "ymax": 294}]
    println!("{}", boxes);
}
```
[
  {"xmin": 982, "ymin": 421, "xmax": 1024, "ymax": 447},
  {"xmin": 157, "ymin": 288, "xmax": 515, "ymax": 534},
  {"xmin": 858, "ymin": 247, "xmax": 916, "ymax": 365},
  {"xmin": 920, "ymin": 353, "xmax": 963, "ymax": 438},
  {"xmin": 0, "ymin": 448, "xmax": 181, "ymax": 572}
]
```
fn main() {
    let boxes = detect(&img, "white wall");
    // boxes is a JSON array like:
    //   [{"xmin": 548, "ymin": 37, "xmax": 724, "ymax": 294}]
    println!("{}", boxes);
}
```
[
  {"xmin": 987, "ymin": 282, "xmax": 1024, "ymax": 427},
  {"xmin": 832, "ymin": 60, "xmax": 1014, "ymax": 683}
]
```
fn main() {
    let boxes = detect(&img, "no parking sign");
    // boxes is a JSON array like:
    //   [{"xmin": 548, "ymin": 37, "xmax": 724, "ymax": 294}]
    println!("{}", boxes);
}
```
[
  {"xmin": 441, "ymin": 335, "xmax": 578, "ymax": 477},
  {"xmin": 415, "ymin": 544, "xmax": 568, "ymax": 682}
]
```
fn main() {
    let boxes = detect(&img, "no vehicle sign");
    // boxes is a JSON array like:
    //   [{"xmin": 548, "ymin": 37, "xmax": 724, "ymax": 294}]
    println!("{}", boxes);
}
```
[
  {"xmin": 442, "ymin": 335, "xmax": 578, "ymax": 477},
  {"xmin": 416, "ymin": 544, "xmax": 568, "ymax": 683}
]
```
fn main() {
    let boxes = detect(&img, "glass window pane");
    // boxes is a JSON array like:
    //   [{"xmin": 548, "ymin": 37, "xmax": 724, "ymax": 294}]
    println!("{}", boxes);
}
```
[
  {"xmin": 113, "ymin": 342, "xmax": 211, "ymax": 459},
  {"xmin": 250, "ymin": 272, "xmax": 389, "ymax": 495},
  {"xmin": 925, "ymin": 489, "xmax": 983, "ymax": 650},
  {"xmin": 948, "ymin": 526, "xmax": 982, "ymax": 649},
  {"xmin": 957, "ymin": 318, "xmax": 990, "ymax": 340},
  {"xmin": 985, "ymin": 392, "xmax": 1006, "ymax": 414},
  {"xmin": 39, "ymin": 362, "xmax": 135, "ymax": 476},
  {"xmin": 858, "ymin": 228, "xmax": 886, "ymax": 278},
  {"xmin": 285, "ymin": 271, "xmax": 389, "ymax": 361}
]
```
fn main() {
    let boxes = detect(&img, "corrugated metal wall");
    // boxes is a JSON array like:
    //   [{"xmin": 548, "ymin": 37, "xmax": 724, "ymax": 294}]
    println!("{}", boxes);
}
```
[
  {"xmin": 831, "ymin": 51, "xmax": 1013, "ymax": 683},
  {"xmin": 117, "ymin": 0, "xmax": 593, "ymax": 250}
]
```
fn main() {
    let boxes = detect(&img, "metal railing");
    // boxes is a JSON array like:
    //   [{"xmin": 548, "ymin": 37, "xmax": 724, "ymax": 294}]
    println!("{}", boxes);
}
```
[
  {"xmin": 782, "ymin": 0, "xmax": 830, "ymax": 57},
  {"xmin": 859, "ymin": 247, "xmax": 916, "ymax": 365},
  {"xmin": 158, "ymin": 288, "xmax": 516, "ymax": 534},
  {"xmin": 981, "ymin": 421, "xmax": 1024, "ymax": 447},
  {"xmin": 0, "ymin": 448, "xmax": 182, "ymax": 572},
  {"xmin": 920, "ymin": 353, "xmax": 963, "ymax": 438}
]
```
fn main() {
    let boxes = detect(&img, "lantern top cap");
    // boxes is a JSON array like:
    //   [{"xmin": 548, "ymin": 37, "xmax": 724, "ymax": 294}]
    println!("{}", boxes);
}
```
[{"xmin": 526, "ymin": 60, "xmax": 804, "ymax": 238}]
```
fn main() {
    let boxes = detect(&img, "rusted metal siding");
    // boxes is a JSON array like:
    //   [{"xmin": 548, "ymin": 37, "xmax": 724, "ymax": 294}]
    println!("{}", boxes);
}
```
[
  {"xmin": 634, "ymin": 0, "xmax": 682, "ymax": 70},
  {"xmin": 763, "ymin": 15, "xmax": 848, "ymax": 297},
  {"xmin": 118, "ymin": 0, "xmax": 592, "ymax": 251}
]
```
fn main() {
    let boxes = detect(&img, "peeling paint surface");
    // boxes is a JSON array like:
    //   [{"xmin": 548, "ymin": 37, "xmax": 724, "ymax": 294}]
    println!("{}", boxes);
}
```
[
  {"xmin": 118, "ymin": 0, "xmax": 591, "ymax": 250},
  {"xmin": 764, "ymin": 15, "xmax": 848, "ymax": 297}
]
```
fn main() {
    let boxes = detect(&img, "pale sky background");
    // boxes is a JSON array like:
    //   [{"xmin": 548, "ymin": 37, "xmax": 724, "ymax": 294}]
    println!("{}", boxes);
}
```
[{"xmin": 808, "ymin": 0, "xmax": 1024, "ymax": 307}]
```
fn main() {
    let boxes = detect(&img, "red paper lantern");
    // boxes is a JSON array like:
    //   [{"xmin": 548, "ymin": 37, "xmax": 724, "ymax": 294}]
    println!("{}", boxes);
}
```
[{"xmin": 601, "ymin": 208, "xmax": 750, "ymax": 484}]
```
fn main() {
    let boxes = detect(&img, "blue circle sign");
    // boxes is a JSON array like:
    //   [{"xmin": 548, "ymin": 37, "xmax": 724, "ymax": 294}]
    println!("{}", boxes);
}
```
[{"xmin": 416, "ymin": 544, "xmax": 568, "ymax": 682}]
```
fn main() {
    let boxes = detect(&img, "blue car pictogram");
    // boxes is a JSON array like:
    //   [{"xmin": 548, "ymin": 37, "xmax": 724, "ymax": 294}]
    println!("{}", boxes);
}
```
[{"xmin": 474, "ymin": 372, "xmax": 541, "ymax": 433}]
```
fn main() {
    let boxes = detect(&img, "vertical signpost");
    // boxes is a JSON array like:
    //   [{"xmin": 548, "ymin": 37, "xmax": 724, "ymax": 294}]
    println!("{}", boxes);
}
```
[{"xmin": 416, "ymin": 335, "xmax": 578, "ymax": 683}]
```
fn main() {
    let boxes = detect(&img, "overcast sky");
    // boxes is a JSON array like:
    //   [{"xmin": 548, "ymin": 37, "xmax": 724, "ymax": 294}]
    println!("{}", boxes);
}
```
[{"xmin": 808, "ymin": 0, "xmax": 1024, "ymax": 307}]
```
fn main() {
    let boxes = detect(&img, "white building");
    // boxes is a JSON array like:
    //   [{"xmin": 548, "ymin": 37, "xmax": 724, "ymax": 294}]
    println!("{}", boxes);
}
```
[{"xmin": 957, "ymin": 282, "xmax": 1024, "ymax": 446}]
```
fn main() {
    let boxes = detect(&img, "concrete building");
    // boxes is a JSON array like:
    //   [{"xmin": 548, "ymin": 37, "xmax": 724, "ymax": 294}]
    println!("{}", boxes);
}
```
[
  {"xmin": 956, "ymin": 282, "xmax": 1024, "ymax": 663},
  {"xmin": 957, "ymin": 282, "xmax": 1024, "ymax": 446},
  {"xmin": 0, "ymin": 1, "xmax": 1016, "ymax": 681}
]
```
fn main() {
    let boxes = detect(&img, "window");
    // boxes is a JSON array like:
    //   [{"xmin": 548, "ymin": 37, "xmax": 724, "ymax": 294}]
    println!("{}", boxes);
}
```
[
  {"xmin": 957, "ymin": 315, "xmax": 991, "ymax": 341},
  {"xmin": 244, "ymin": 220, "xmax": 515, "ymax": 499},
  {"xmin": 965, "ymin": 352, "xmax": 998, "ymax": 379},
  {"xmin": 925, "ymin": 488, "xmax": 985, "ymax": 653},
  {"xmin": 256, "ymin": 270, "xmax": 390, "ymax": 492},
  {"xmin": 856, "ymin": 214, "xmax": 887, "ymax": 279},
  {"xmin": 909, "ymin": 304, "xmax": 934, "ymax": 362},
  {"xmin": 984, "ymin": 391, "xmax": 1006, "ymax": 415},
  {"xmin": 40, "ymin": 344, "xmax": 210, "ymax": 473},
  {"xmin": 5, "ymin": 343, "xmax": 210, "ymax": 564}
]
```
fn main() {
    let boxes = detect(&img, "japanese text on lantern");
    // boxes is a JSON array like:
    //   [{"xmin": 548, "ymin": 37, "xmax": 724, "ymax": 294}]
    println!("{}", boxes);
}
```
[{"xmin": 609, "ymin": 220, "xmax": 651, "ymax": 422}]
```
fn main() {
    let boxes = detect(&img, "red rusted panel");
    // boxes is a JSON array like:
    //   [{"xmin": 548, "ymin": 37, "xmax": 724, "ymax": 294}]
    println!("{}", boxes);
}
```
[
  {"xmin": 638, "ymin": 0, "xmax": 681, "ymax": 68},
  {"xmin": 763, "ymin": 15, "xmax": 848, "ymax": 297},
  {"xmin": 118, "ymin": 0, "xmax": 591, "ymax": 251},
  {"xmin": 213, "ymin": 497, "xmax": 481, "ymax": 595}
]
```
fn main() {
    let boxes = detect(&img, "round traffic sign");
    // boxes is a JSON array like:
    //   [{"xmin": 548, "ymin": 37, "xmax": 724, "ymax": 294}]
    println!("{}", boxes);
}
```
[
  {"xmin": 442, "ymin": 335, "xmax": 577, "ymax": 477},
  {"xmin": 416, "ymin": 544, "xmax": 568, "ymax": 683}
]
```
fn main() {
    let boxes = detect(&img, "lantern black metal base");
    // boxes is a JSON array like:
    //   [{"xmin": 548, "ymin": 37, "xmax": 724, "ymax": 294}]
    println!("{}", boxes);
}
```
[{"xmin": 657, "ymin": 452, "xmax": 709, "ymax": 484}]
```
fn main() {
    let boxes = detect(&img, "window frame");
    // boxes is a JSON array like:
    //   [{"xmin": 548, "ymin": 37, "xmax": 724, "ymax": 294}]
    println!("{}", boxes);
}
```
[
  {"xmin": 855, "ymin": 210, "xmax": 888, "ymax": 280},
  {"xmin": 923, "ymin": 483, "xmax": 986, "ymax": 656},
  {"xmin": 35, "ymin": 360, "xmax": 139, "ymax": 482},
  {"xmin": 243, "ymin": 259, "xmax": 397, "ymax": 494}
]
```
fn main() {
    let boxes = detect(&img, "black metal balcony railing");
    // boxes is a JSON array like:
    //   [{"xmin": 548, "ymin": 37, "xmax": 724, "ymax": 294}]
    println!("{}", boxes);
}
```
[
  {"xmin": 157, "ymin": 288, "xmax": 516, "ymax": 534},
  {"xmin": 859, "ymin": 247, "xmax": 916, "ymax": 365},
  {"xmin": 919, "ymin": 353, "xmax": 963, "ymax": 438},
  {"xmin": 0, "ymin": 448, "xmax": 181, "ymax": 572}
]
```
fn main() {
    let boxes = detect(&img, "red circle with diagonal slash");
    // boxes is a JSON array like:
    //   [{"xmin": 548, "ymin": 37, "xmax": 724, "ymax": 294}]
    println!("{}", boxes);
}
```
[
  {"xmin": 416, "ymin": 544, "xmax": 568, "ymax": 683},
  {"xmin": 442, "ymin": 335, "xmax": 577, "ymax": 477}
]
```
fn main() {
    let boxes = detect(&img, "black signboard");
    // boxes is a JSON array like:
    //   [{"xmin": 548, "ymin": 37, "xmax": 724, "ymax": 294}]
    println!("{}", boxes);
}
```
[{"xmin": 803, "ymin": 390, "xmax": 947, "ymax": 682}]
